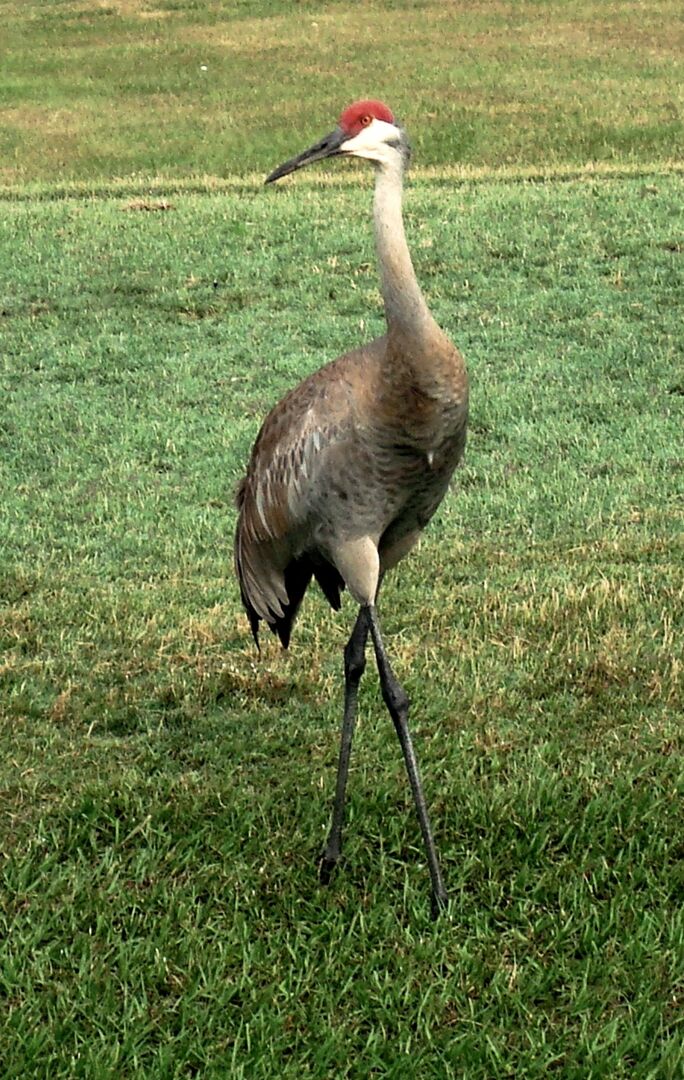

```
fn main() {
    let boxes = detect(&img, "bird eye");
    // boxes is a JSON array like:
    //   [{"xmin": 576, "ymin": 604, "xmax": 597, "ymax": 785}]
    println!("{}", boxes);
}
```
[{"xmin": 360, "ymin": 115, "xmax": 372, "ymax": 127}]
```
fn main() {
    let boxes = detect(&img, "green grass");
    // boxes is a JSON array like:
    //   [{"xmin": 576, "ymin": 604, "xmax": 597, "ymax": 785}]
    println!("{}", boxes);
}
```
[
  {"xmin": 1, "ymin": 173, "xmax": 683, "ymax": 1076},
  {"xmin": 1, "ymin": 0, "xmax": 683, "ymax": 185},
  {"xmin": 2, "ymin": 0, "xmax": 684, "ymax": 1074}
]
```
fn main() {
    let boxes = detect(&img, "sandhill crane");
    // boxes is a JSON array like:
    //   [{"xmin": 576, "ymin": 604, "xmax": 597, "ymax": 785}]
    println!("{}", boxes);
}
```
[{"xmin": 234, "ymin": 100, "xmax": 468, "ymax": 917}]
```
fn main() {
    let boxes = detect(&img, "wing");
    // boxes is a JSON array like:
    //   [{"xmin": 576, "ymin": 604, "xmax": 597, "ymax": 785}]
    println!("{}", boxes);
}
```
[{"xmin": 234, "ymin": 348, "xmax": 371, "ymax": 644}]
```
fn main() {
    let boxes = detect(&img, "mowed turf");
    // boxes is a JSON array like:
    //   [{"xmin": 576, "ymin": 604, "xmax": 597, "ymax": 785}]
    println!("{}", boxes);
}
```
[
  {"xmin": 1, "ymin": 0, "xmax": 683, "ymax": 185},
  {"xmin": 1, "ymin": 171, "xmax": 683, "ymax": 1076}
]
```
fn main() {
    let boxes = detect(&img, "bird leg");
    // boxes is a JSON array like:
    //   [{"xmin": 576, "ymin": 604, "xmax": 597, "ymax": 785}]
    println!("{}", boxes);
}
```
[
  {"xmin": 365, "ymin": 604, "xmax": 448, "ymax": 919},
  {"xmin": 319, "ymin": 606, "xmax": 369, "ymax": 884}
]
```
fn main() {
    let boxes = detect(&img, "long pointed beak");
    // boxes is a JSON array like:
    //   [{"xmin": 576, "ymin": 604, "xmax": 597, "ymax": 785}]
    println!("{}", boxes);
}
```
[{"xmin": 265, "ymin": 126, "xmax": 347, "ymax": 184}]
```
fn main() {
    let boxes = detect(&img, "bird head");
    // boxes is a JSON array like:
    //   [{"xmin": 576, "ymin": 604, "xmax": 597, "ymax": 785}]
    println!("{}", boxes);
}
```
[{"xmin": 265, "ymin": 100, "xmax": 409, "ymax": 184}]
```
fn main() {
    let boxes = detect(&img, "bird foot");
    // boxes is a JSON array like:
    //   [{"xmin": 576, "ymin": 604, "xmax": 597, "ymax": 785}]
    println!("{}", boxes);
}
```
[
  {"xmin": 430, "ymin": 887, "xmax": 449, "ymax": 921},
  {"xmin": 317, "ymin": 847, "xmax": 341, "ymax": 886}
]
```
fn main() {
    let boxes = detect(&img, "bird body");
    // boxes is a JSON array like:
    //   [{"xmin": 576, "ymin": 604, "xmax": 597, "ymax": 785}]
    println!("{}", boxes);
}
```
[
  {"xmin": 236, "ymin": 328, "xmax": 466, "ymax": 645},
  {"xmin": 234, "ymin": 100, "xmax": 468, "ymax": 916}
]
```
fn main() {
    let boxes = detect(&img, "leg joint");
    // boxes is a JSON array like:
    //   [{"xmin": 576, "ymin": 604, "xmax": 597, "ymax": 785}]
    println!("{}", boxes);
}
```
[
  {"xmin": 344, "ymin": 634, "xmax": 367, "ymax": 680},
  {"xmin": 382, "ymin": 679, "xmax": 410, "ymax": 723},
  {"xmin": 343, "ymin": 607, "xmax": 369, "ymax": 682}
]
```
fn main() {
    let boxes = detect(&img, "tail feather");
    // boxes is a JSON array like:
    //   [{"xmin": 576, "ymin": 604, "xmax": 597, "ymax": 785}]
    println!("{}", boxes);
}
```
[
  {"xmin": 271, "ymin": 556, "xmax": 345, "ymax": 646},
  {"xmin": 271, "ymin": 558, "xmax": 314, "ymax": 648},
  {"xmin": 236, "ymin": 545, "xmax": 345, "ymax": 650},
  {"xmin": 239, "ymin": 584, "xmax": 262, "ymax": 649},
  {"xmin": 312, "ymin": 559, "xmax": 344, "ymax": 611}
]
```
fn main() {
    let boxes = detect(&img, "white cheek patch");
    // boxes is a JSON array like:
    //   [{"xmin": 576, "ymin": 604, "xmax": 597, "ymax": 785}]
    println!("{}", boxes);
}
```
[{"xmin": 340, "ymin": 119, "xmax": 400, "ymax": 162}]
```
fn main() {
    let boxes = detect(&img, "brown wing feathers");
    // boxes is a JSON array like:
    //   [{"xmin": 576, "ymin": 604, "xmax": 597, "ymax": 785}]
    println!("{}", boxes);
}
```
[
  {"xmin": 234, "ymin": 373, "xmax": 348, "ymax": 648},
  {"xmin": 234, "ymin": 538, "xmax": 344, "ymax": 650}
]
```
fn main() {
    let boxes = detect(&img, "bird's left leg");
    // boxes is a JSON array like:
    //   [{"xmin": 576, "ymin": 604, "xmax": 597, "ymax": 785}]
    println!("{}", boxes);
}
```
[
  {"xmin": 319, "ymin": 605, "xmax": 369, "ymax": 883},
  {"xmin": 319, "ymin": 538, "xmax": 383, "ymax": 885},
  {"xmin": 365, "ymin": 603, "xmax": 448, "ymax": 919}
]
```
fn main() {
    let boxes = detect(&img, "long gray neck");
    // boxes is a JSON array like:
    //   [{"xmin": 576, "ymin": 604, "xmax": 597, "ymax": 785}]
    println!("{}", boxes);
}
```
[{"xmin": 373, "ymin": 158, "xmax": 436, "ymax": 345}]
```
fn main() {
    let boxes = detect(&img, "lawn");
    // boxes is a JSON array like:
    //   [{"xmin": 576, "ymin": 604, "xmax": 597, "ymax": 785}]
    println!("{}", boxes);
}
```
[
  {"xmin": 1, "ymin": 0, "xmax": 683, "ymax": 185},
  {"xmin": 2, "ymin": 172, "xmax": 683, "ymax": 1076},
  {"xmin": 1, "ymin": 1, "xmax": 684, "ymax": 1077}
]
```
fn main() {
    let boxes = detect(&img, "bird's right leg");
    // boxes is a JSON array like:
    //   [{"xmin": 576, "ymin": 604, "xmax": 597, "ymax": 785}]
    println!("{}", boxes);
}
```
[
  {"xmin": 319, "ymin": 605, "xmax": 369, "ymax": 883},
  {"xmin": 366, "ymin": 604, "xmax": 448, "ymax": 919}
]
